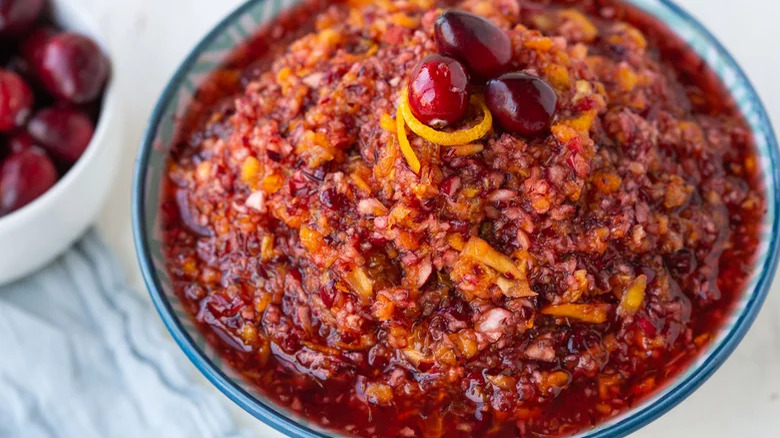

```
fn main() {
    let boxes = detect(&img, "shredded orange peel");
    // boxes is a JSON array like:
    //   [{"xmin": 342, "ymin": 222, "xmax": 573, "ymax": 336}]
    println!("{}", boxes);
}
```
[
  {"xmin": 395, "ymin": 87, "xmax": 493, "ymax": 173},
  {"xmin": 396, "ymin": 101, "xmax": 421, "ymax": 173}
]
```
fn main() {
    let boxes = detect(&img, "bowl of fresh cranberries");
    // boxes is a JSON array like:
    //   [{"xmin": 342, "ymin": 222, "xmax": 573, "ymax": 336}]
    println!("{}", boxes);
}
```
[{"xmin": 0, "ymin": 0, "xmax": 118, "ymax": 285}]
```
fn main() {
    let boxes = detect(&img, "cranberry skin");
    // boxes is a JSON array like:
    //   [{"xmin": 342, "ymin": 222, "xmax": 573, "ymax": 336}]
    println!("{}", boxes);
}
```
[
  {"xmin": 28, "ymin": 107, "xmax": 94, "ymax": 163},
  {"xmin": 485, "ymin": 72, "xmax": 557, "ymax": 137},
  {"xmin": 22, "ymin": 26, "xmax": 57, "ymax": 68},
  {"xmin": 434, "ymin": 10, "xmax": 512, "ymax": 80},
  {"xmin": 37, "ymin": 32, "xmax": 109, "ymax": 104},
  {"xmin": 0, "ymin": 69, "xmax": 33, "ymax": 132},
  {"xmin": 0, "ymin": 147, "xmax": 58, "ymax": 216},
  {"xmin": 0, "ymin": 0, "xmax": 45, "ymax": 37},
  {"xmin": 408, "ymin": 54, "xmax": 470, "ymax": 127}
]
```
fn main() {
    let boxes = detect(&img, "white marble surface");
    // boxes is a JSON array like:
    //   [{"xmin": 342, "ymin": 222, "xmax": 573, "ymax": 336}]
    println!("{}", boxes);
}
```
[{"xmin": 84, "ymin": 0, "xmax": 780, "ymax": 436}]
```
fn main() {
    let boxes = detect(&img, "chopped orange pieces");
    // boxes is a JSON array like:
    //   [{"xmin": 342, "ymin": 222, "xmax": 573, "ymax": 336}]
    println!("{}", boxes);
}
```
[
  {"xmin": 545, "ymin": 63, "xmax": 571, "ymax": 89},
  {"xmin": 496, "ymin": 277, "xmax": 536, "ymax": 298},
  {"xmin": 541, "ymin": 303, "xmax": 611, "ymax": 323},
  {"xmin": 451, "ymin": 330, "xmax": 479, "ymax": 358},
  {"xmin": 402, "ymin": 347, "xmax": 431, "ymax": 366},
  {"xmin": 562, "ymin": 269, "xmax": 589, "ymax": 303},
  {"xmin": 538, "ymin": 370, "xmax": 571, "ymax": 393},
  {"xmin": 260, "ymin": 235, "xmax": 274, "ymax": 262},
  {"xmin": 559, "ymin": 9, "xmax": 598, "ymax": 42},
  {"xmin": 618, "ymin": 274, "xmax": 647, "ymax": 316},
  {"xmin": 380, "ymin": 113, "xmax": 396, "ymax": 131},
  {"xmin": 261, "ymin": 174, "xmax": 283, "ymax": 194},
  {"xmin": 447, "ymin": 233, "xmax": 466, "ymax": 251},
  {"xmin": 525, "ymin": 37, "xmax": 554, "ymax": 51},
  {"xmin": 299, "ymin": 225, "xmax": 322, "ymax": 253},
  {"xmin": 362, "ymin": 382, "xmax": 394, "ymax": 405},
  {"xmin": 449, "ymin": 143, "xmax": 484, "ymax": 156},
  {"xmin": 461, "ymin": 236, "xmax": 523, "ymax": 279},
  {"xmin": 389, "ymin": 12, "xmax": 419, "ymax": 28},
  {"xmin": 592, "ymin": 172, "xmax": 622, "ymax": 194},
  {"xmin": 617, "ymin": 63, "xmax": 639, "ymax": 91},
  {"xmin": 241, "ymin": 156, "xmax": 261, "ymax": 187},
  {"xmin": 345, "ymin": 266, "xmax": 374, "ymax": 302}
]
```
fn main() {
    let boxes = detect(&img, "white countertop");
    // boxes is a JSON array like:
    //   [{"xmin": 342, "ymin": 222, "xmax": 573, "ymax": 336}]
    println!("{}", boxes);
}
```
[{"xmin": 86, "ymin": 0, "xmax": 780, "ymax": 436}]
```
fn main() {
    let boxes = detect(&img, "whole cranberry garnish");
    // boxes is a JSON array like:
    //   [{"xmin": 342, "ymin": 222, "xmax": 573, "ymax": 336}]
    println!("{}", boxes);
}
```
[
  {"xmin": 434, "ymin": 10, "xmax": 512, "ymax": 80},
  {"xmin": 0, "ymin": 69, "xmax": 33, "ymax": 132},
  {"xmin": 28, "ymin": 107, "xmax": 94, "ymax": 163},
  {"xmin": 485, "ymin": 72, "xmax": 557, "ymax": 137},
  {"xmin": 408, "ymin": 54, "xmax": 470, "ymax": 127},
  {"xmin": 0, "ymin": 147, "xmax": 58, "ymax": 216},
  {"xmin": 0, "ymin": 0, "xmax": 46, "ymax": 37},
  {"xmin": 36, "ymin": 32, "xmax": 109, "ymax": 104}
]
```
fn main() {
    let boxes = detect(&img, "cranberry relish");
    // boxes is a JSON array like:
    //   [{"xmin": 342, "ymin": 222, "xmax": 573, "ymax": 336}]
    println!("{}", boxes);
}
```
[{"xmin": 163, "ymin": 0, "xmax": 765, "ymax": 436}]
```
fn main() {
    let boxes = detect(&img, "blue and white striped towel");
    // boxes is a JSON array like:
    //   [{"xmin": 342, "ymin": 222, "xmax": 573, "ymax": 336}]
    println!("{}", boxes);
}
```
[{"xmin": 0, "ymin": 231, "xmax": 251, "ymax": 438}]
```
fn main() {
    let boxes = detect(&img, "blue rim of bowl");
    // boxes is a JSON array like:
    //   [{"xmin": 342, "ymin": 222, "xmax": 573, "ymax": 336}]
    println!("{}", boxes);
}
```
[{"xmin": 132, "ymin": 1, "xmax": 780, "ymax": 437}]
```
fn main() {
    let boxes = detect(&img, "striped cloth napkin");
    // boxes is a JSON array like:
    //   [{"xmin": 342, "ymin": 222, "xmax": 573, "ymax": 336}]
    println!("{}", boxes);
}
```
[{"xmin": 0, "ymin": 231, "xmax": 252, "ymax": 438}]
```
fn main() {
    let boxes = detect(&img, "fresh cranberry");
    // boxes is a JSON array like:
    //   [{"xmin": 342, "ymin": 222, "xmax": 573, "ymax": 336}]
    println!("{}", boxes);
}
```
[
  {"xmin": 0, "ymin": 0, "xmax": 46, "ymax": 37},
  {"xmin": 485, "ymin": 72, "xmax": 557, "ymax": 137},
  {"xmin": 28, "ymin": 107, "xmax": 94, "ymax": 163},
  {"xmin": 21, "ymin": 26, "xmax": 57, "ymax": 69},
  {"xmin": 0, "ymin": 69, "xmax": 33, "ymax": 132},
  {"xmin": 36, "ymin": 32, "xmax": 109, "ymax": 103},
  {"xmin": 434, "ymin": 10, "xmax": 512, "ymax": 80},
  {"xmin": 0, "ymin": 147, "xmax": 58, "ymax": 216},
  {"xmin": 408, "ymin": 54, "xmax": 470, "ymax": 127}
]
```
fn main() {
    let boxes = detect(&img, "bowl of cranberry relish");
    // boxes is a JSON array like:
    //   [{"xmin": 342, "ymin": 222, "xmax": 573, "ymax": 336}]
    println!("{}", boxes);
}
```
[
  {"xmin": 0, "ymin": 0, "xmax": 118, "ymax": 284},
  {"xmin": 133, "ymin": 0, "xmax": 779, "ymax": 436}
]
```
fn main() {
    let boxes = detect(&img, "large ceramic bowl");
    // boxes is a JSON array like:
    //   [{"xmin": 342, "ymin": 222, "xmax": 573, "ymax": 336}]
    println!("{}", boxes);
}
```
[
  {"xmin": 132, "ymin": 1, "xmax": 780, "ymax": 437},
  {"xmin": 0, "ymin": 0, "xmax": 120, "ymax": 285}
]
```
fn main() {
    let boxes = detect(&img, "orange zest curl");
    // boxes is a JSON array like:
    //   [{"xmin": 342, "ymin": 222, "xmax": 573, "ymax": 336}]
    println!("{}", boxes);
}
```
[
  {"xmin": 400, "ymin": 88, "xmax": 493, "ymax": 146},
  {"xmin": 395, "ymin": 102, "xmax": 421, "ymax": 173}
]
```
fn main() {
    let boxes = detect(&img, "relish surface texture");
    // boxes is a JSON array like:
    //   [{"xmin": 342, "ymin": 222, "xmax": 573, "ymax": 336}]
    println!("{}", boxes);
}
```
[{"xmin": 162, "ymin": 1, "xmax": 765, "ymax": 436}]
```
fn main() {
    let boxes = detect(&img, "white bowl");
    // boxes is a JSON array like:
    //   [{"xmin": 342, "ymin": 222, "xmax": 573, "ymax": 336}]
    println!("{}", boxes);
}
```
[{"xmin": 0, "ymin": 0, "xmax": 120, "ymax": 285}]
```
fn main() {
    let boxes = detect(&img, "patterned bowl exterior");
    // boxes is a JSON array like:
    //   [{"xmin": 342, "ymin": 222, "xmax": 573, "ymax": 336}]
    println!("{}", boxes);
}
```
[{"xmin": 132, "ymin": 1, "xmax": 780, "ymax": 437}]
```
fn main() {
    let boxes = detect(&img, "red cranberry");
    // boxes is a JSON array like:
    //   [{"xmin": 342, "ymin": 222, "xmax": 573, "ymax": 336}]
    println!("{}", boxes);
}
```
[
  {"xmin": 37, "ymin": 32, "xmax": 109, "ymax": 103},
  {"xmin": 22, "ymin": 26, "xmax": 57, "ymax": 68},
  {"xmin": 434, "ymin": 10, "xmax": 512, "ymax": 80},
  {"xmin": 485, "ymin": 72, "xmax": 557, "ymax": 137},
  {"xmin": 0, "ymin": 147, "xmax": 58, "ymax": 216},
  {"xmin": 28, "ymin": 107, "xmax": 94, "ymax": 163},
  {"xmin": 0, "ymin": 69, "xmax": 33, "ymax": 132},
  {"xmin": 0, "ymin": 0, "xmax": 46, "ymax": 37},
  {"xmin": 408, "ymin": 54, "xmax": 470, "ymax": 127}
]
